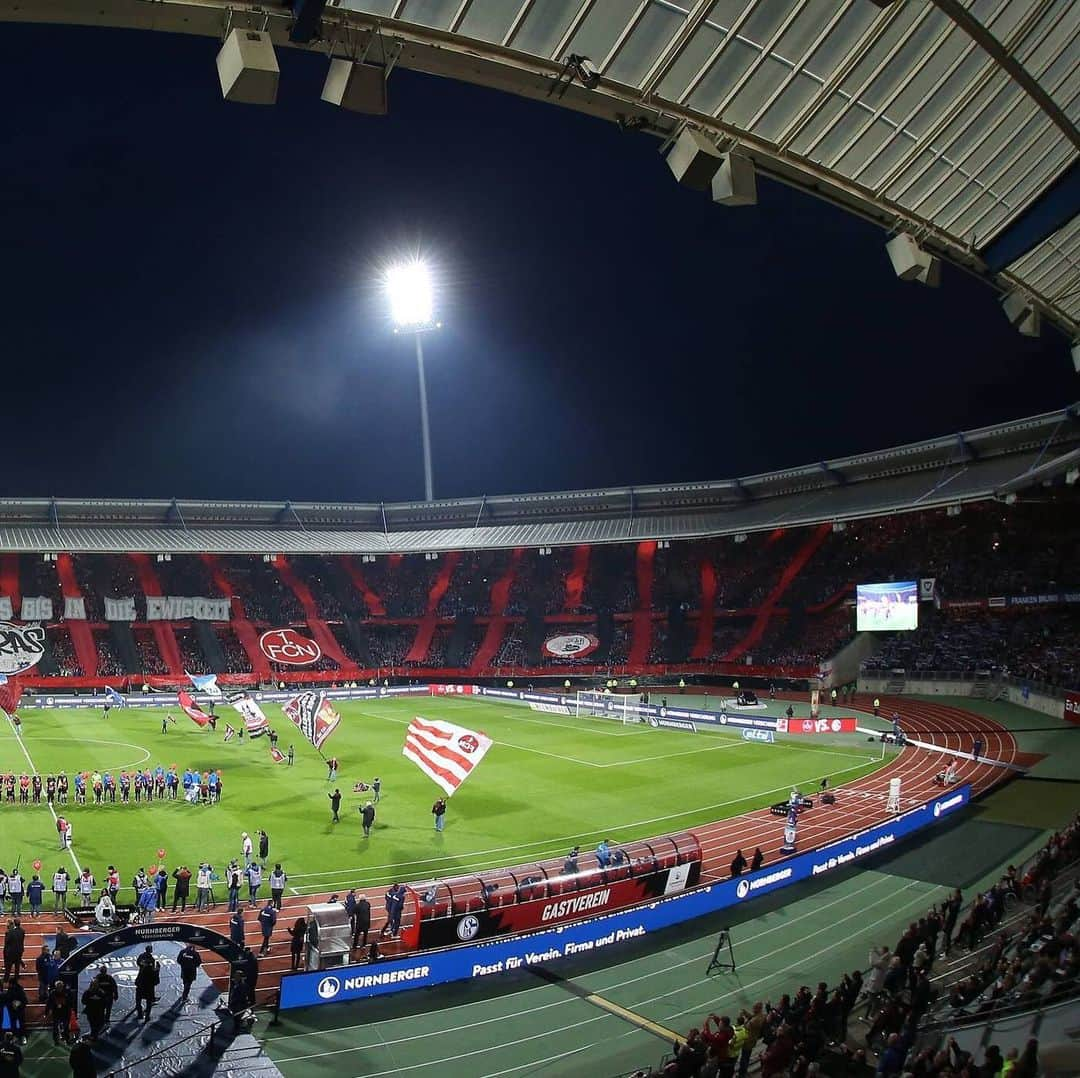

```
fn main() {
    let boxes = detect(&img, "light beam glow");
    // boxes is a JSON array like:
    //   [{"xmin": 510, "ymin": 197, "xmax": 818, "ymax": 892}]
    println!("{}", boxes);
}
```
[{"xmin": 385, "ymin": 260, "xmax": 434, "ymax": 328}]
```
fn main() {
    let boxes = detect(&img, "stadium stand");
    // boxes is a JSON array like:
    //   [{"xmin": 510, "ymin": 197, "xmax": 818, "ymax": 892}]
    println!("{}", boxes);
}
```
[{"xmin": 2, "ymin": 491, "xmax": 1077, "ymax": 690}]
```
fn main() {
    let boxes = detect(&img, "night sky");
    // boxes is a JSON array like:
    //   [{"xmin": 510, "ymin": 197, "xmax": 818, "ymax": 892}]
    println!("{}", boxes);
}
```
[{"xmin": 1, "ymin": 20, "xmax": 1075, "ymax": 504}]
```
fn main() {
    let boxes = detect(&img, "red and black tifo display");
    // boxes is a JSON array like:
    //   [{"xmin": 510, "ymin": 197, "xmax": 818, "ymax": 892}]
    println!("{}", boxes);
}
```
[{"xmin": 399, "ymin": 831, "xmax": 702, "ymax": 950}]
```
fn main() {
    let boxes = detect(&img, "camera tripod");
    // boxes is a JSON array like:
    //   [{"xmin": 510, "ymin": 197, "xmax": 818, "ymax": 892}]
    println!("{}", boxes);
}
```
[{"xmin": 706, "ymin": 928, "xmax": 736, "ymax": 974}]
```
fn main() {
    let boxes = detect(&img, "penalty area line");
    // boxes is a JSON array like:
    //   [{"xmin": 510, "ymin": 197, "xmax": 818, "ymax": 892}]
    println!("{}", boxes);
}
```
[{"xmin": 596, "ymin": 741, "xmax": 748, "ymax": 768}]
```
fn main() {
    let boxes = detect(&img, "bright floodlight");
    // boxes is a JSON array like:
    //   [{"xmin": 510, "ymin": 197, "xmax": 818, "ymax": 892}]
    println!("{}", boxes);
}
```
[{"xmin": 386, "ymin": 260, "xmax": 434, "ymax": 328}]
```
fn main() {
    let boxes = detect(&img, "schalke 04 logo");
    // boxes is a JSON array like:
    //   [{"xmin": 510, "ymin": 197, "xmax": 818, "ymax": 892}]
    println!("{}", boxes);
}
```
[{"xmin": 456, "ymin": 915, "xmax": 481, "ymax": 941}]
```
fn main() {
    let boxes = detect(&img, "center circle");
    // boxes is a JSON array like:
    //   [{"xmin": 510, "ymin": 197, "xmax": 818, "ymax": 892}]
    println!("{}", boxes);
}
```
[{"xmin": 14, "ymin": 737, "xmax": 152, "ymax": 773}]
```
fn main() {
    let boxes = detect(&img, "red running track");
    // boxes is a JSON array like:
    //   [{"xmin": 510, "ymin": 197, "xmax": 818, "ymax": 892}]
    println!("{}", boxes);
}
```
[{"xmin": 21, "ymin": 694, "xmax": 1025, "ymax": 1015}]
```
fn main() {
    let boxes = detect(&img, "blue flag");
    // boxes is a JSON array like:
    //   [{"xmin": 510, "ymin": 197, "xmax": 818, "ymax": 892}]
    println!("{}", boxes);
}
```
[
  {"xmin": 188, "ymin": 673, "xmax": 223, "ymax": 700},
  {"xmin": 104, "ymin": 686, "xmax": 125, "ymax": 708}
]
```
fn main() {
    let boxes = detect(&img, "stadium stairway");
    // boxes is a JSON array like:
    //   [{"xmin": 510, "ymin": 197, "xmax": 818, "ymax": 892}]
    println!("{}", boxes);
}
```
[
  {"xmin": 724, "ymin": 523, "xmax": 831, "ymax": 663},
  {"xmin": 469, "ymin": 548, "xmax": 524, "ymax": 672},
  {"xmin": 0, "ymin": 554, "xmax": 20, "ymax": 614},
  {"xmin": 690, "ymin": 558, "xmax": 717, "ymax": 660},
  {"xmin": 109, "ymin": 622, "xmax": 142, "ymax": 675},
  {"xmin": 629, "ymin": 541, "xmax": 656, "ymax": 664},
  {"xmin": 564, "ymin": 545, "xmax": 590, "ymax": 611},
  {"xmin": 272, "ymin": 556, "xmax": 352, "ymax": 670},
  {"xmin": 200, "ymin": 555, "xmax": 272, "ymax": 679},
  {"xmin": 128, "ymin": 554, "xmax": 184, "ymax": 676},
  {"xmin": 340, "ymin": 557, "xmax": 385, "ymax": 616},
  {"xmin": 54, "ymin": 555, "xmax": 101, "ymax": 677},
  {"xmin": 405, "ymin": 552, "xmax": 462, "ymax": 663},
  {"xmin": 194, "ymin": 621, "xmax": 228, "ymax": 674}
]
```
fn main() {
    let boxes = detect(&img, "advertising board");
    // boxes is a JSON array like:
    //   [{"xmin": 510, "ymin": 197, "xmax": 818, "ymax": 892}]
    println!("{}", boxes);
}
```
[{"xmin": 280, "ymin": 784, "xmax": 971, "ymax": 1010}]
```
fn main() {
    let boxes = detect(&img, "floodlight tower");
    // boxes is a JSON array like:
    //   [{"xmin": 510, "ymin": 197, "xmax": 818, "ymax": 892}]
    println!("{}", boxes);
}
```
[{"xmin": 386, "ymin": 260, "xmax": 440, "ymax": 502}]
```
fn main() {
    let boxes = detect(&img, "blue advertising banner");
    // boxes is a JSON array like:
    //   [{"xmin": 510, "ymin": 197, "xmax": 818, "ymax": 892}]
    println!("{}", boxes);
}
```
[
  {"xmin": 26, "ymin": 684, "xmax": 432, "ymax": 711},
  {"xmin": 741, "ymin": 728, "xmax": 776, "ymax": 744},
  {"xmin": 279, "ymin": 784, "xmax": 971, "ymax": 1010}
]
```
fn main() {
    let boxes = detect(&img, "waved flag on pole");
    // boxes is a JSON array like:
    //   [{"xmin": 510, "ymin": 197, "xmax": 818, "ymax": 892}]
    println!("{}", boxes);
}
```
[
  {"xmin": 0, "ymin": 676, "xmax": 20, "ymax": 719},
  {"xmin": 281, "ymin": 691, "xmax": 341, "ymax": 752},
  {"xmin": 402, "ymin": 716, "xmax": 492, "ymax": 797},
  {"xmin": 269, "ymin": 746, "xmax": 285, "ymax": 763},
  {"xmin": 188, "ymin": 673, "xmax": 223, "ymax": 700},
  {"xmin": 104, "ymin": 686, "xmax": 125, "ymax": 709},
  {"xmin": 176, "ymin": 690, "xmax": 212, "ymax": 728},
  {"xmin": 223, "ymin": 724, "xmax": 236, "ymax": 743},
  {"xmin": 230, "ymin": 695, "xmax": 270, "ymax": 738}
]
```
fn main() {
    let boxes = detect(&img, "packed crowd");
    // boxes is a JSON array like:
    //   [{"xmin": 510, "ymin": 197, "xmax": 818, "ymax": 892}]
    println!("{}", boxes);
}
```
[
  {"xmin": 93, "ymin": 635, "xmax": 125, "ymax": 678},
  {"xmin": 863, "ymin": 608, "xmax": 1080, "ymax": 689},
  {"xmin": 133, "ymin": 631, "xmax": 168, "ymax": 675},
  {"xmin": 45, "ymin": 631, "xmax": 81, "ymax": 678}
]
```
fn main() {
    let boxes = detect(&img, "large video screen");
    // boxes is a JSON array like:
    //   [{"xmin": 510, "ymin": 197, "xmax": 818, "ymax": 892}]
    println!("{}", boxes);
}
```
[{"xmin": 856, "ymin": 581, "xmax": 918, "ymax": 632}]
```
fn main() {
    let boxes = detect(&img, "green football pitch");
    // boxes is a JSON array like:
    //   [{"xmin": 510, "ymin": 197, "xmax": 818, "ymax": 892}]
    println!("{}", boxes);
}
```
[{"xmin": 0, "ymin": 698, "xmax": 887, "ymax": 897}]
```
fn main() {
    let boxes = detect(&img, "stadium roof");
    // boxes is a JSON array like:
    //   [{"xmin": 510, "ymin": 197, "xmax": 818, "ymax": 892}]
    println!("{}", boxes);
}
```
[
  {"xmin": 8, "ymin": 0, "xmax": 1079, "ymax": 337},
  {"xmin": 0, "ymin": 404, "xmax": 1076, "ymax": 554}
]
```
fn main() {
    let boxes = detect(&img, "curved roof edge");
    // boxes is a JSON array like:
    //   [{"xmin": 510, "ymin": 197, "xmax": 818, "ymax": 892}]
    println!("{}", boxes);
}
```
[
  {"xmin": 0, "ymin": 404, "xmax": 1075, "ymax": 554},
  {"xmin": 3, "ymin": 0, "xmax": 1077, "ymax": 338}
]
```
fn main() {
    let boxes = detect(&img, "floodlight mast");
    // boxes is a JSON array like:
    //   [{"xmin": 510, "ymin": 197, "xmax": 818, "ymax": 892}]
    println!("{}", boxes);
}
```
[{"xmin": 386, "ymin": 261, "xmax": 438, "ymax": 502}]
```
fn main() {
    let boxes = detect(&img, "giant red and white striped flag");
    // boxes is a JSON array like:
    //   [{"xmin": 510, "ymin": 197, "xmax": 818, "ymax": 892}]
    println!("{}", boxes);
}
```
[{"xmin": 402, "ymin": 716, "xmax": 492, "ymax": 797}]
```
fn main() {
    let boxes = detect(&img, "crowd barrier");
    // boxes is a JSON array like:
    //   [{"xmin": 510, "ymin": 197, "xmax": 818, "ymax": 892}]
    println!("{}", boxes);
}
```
[{"xmin": 278, "ymin": 784, "xmax": 971, "ymax": 1010}]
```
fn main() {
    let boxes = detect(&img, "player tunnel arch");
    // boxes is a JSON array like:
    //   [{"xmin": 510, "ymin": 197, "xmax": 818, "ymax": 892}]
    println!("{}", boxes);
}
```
[{"xmin": 56, "ymin": 920, "xmax": 245, "ymax": 983}]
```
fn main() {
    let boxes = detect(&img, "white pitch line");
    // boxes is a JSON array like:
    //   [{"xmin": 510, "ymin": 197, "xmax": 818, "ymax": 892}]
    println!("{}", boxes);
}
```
[
  {"xmin": 488, "ymin": 710, "xmax": 649, "ymax": 738},
  {"xmin": 594, "ymin": 741, "xmax": 749, "ymax": 768},
  {"xmin": 20, "ymin": 736, "xmax": 152, "ymax": 772},
  {"xmin": 5, "ymin": 720, "xmax": 82, "ymax": 875},
  {"xmin": 491, "ymin": 740, "xmax": 606, "ymax": 768}
]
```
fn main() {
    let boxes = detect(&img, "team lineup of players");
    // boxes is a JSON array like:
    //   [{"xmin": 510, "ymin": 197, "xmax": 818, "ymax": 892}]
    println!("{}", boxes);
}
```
[{"xmin": 0, "ymin": 767, "xmax": 225, "ymax": 805}]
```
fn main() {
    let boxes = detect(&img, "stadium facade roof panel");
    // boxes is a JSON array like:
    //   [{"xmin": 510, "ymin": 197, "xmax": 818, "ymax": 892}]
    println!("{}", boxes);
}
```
[
  {"xmin": 0, "ymin": 405, "xmax": 1075, "ymax": 554},
  {"xmin": 7, "ymin": 0, "xmax": 1078, "ymax": 336}
]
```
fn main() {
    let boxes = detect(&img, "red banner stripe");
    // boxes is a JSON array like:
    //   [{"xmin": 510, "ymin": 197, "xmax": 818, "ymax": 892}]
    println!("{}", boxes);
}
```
[
  {"xmin": 405, "ymin": 730, "xmax": 475, "ymax": 774},
  {"xmin": 402, "ymin": 744, "xmax": 462, "ymax": 792},
  {"xmin": 408, "ymin": 717, "xmax": 455, "ymax": 741}
]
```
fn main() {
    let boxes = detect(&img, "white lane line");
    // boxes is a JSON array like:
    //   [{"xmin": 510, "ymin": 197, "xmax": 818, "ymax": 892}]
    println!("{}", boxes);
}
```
[
  {"xmin": 655, "ymin": 880, "xmax": 935, "ymax": 1022},
  {"xmin": 480, "ymin": 1043, "xmax": 595, "ymax": 1076},
  {"xmin": 266, "ymin": 873, "xmax": 902, "ymax": 1047},
  {"xmin": 267, "ymin": 875, "xmax": 934, "ymax": 1071},
  {"xmin": 5, "ymin": 721, "xmax": 83, "ymax": 875},
  {"xmin": 275, "ymin": 1013, "xmax": 608, "ymax": 1067}
]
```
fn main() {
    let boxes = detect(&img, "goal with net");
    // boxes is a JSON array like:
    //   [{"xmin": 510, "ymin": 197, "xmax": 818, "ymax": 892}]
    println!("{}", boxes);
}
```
[{"xmin": 574, "ymin": 690, "xmax": 645, "ymax": 725}]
